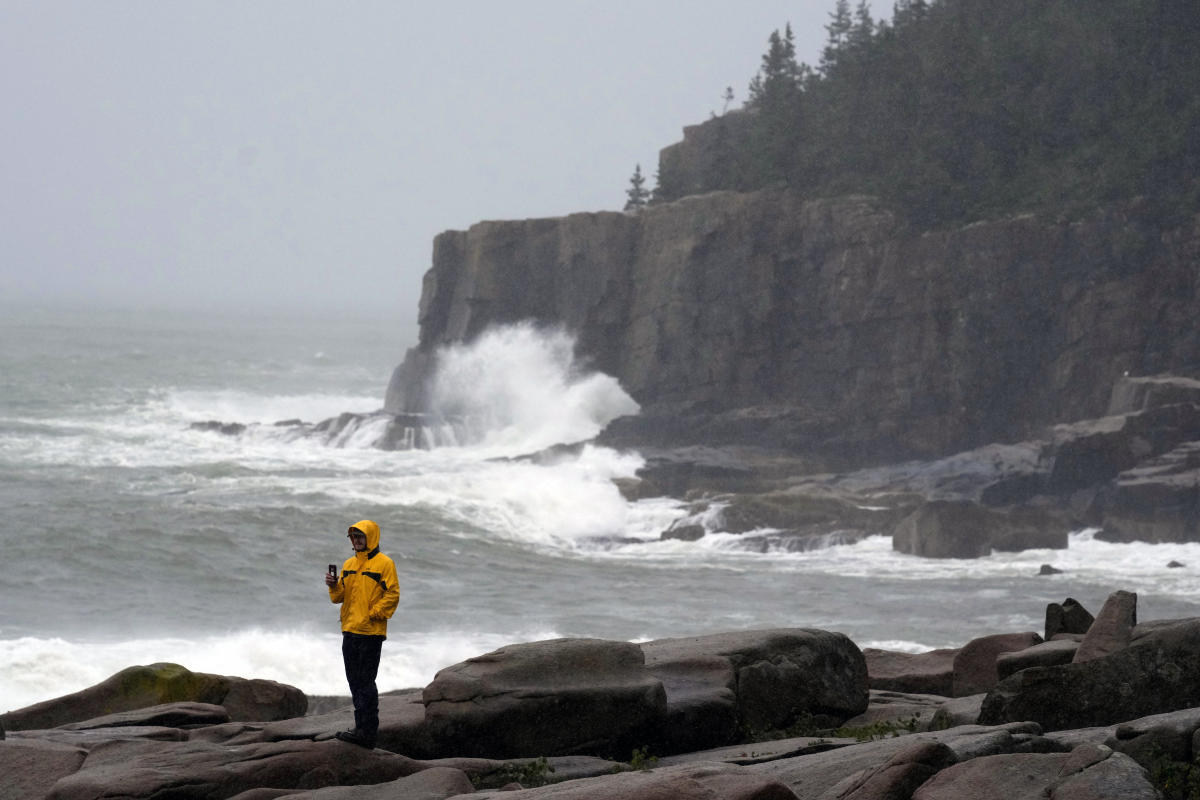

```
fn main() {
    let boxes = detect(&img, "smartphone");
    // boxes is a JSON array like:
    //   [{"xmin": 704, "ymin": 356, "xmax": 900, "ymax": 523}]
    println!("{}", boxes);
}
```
[{"xmin": 328, "ymin": 564, "xmax": 337, "ymax": 579}]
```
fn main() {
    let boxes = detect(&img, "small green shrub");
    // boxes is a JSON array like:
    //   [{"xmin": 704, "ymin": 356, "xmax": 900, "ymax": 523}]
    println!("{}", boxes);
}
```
[
  {"xmin": 831, "ymin": 715, "xmax": 920, "ymax": 742},
  {"xmin": 471, "ymin": 757, "xmax": 555, "ymax": 789},
  {"xmin": 1150, "ymin": 748, "xmax": 1200, "ymax": 800},
  {"xmin": 629, "ymin": 746, "xmax": 659, "ymax": 771}
]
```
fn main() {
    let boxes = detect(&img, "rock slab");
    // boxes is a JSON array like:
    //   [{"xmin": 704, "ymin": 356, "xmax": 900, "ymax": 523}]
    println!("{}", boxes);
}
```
[{"xmin": 422, "ymin": 638, "xmax": 667, "ymax": 759}]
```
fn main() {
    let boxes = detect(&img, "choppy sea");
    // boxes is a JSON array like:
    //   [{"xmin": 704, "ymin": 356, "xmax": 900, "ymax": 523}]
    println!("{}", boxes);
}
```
[{"xmin": 3, "ymin": 306, "xmax": 1200, "ymax": 712}]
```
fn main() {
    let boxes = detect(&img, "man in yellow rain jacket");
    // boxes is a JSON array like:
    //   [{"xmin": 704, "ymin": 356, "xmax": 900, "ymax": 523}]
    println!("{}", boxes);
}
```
[{"xmin": 324, "ymin": 519, "xmax": 399, "ymax": 748}]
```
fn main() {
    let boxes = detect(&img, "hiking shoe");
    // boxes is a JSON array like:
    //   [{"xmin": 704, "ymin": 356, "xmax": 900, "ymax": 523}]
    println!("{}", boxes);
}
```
[{"xmin": 335, "ymin": 728, "xmax": 375, "ymax": 748}]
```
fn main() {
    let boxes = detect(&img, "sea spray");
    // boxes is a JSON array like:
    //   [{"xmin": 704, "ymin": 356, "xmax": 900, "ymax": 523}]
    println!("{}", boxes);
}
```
[{"xmin": 427, "ymin": 323, "xmax": 639, "ymax": 455}]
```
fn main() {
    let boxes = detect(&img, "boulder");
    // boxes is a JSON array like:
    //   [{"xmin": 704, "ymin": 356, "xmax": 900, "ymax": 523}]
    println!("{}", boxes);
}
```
[
  {"xmin": 641, "ymin": 629, "xmax": 869, "ymax": 753},
  {"xmin": 1044, "ymin": 598, "xmax": 1095, "ymax": 639},
  {"xmin": 466, "ymin": 762, "xmax": 799, "ymax": 800},
  {"xmin": 45, "ymin": 739, "xmax": 425, "ymax": 800},
  {"xmin": 910, "ymin": 743, "xmax": 1157, "ymax": 799},
  {"xmin": 863, "ymin": 648, "xmax": 957, "ymax": 696},
  {"xmin": 979, "ymin": 618, "xmax": 1200, "ymax": 730},
  {"xmin": 422, "ymin": 638, "xmax": 667, "ymax": 759},
  {"xmin": 891, "ymin": 500, "xmax": 1066, "ymax": 559},
  {"xmin": 951, "ymin": 632, "xmax": 1042, "ymax": 697},
  {"xmin": 1, "ymin": 664, "xmax": 305, "ymax": 731},
  {"xmin": 996, "ymin": 639, "xmax": 1080, "ymax": 679},
  {"xmin": 1105, "ymin": 707, "xmax": 1200, "ymax": 766},
  {"xmin": 0, "ymin": 738, "xmax": 88, "ymax": 800},
  {"xmin": 929, "ymin": 695, "xmax": 984, "ymax": 730},
  {"xmin": 1072, "ymin": 590, "xmax": 1136, "ymax": 663}
]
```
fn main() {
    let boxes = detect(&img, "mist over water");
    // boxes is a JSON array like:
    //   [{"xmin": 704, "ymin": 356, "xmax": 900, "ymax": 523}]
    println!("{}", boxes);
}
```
[{"xmin": 3, "ymin": 309, "xmax": 1200, "ymax": 712}]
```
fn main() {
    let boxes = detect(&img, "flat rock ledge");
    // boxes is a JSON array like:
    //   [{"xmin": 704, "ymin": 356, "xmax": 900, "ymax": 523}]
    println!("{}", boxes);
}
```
[{"xmin": 4, "ymin": 604, "xmax": 1194, "ymax": 800}]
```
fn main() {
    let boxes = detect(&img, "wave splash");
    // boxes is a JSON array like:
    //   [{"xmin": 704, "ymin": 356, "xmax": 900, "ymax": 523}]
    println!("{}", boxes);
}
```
[{"xmin": 426, "ymin": 323, "xmax": 639, "ymax": 455}]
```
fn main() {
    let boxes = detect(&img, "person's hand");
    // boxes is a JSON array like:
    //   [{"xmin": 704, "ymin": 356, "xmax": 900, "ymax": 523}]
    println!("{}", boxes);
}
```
[{"xmin": 325, "ymin": 572, "xmax": 337, "ymax": 588}]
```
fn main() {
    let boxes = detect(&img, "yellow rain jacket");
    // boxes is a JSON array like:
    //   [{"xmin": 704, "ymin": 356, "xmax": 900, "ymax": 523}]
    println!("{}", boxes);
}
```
[{"xmin": 329, "ymin": 519, "xmax": 400, "ymax": 637}]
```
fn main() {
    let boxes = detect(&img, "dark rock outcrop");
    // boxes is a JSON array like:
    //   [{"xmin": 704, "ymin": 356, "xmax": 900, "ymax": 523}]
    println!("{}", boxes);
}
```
[
  {"xmin": 664, "ymin": 488, "xmax": 907, "ymax": 551},
  {"xmin": 1045, "ymin": 598, "xmax": 1095, "ymax": 640},
  {"xmin": 1072, "ymin": 590, "xmax": 1137, "ymax": 663},
  {"xmin": 979, "ymin": 617, "xmax": 1200, "ymax": 730},
  {"xmin": 389, "ymin": 189, "xmax": 1200, "ymax": 469},
  {"xmin": 641, "ymin": 629, "xmax": 869, "ymax": 754},
  {"xmin": 422, "ymin": 638, "xmax": 667, "ymax": 759},
  {"xmin": 892, "ymin": 500, "xmax": 1066, "ymax": 559},
  {"xmin": 1, "ymin": 664, "xmax": 305, "ymax": 732}
]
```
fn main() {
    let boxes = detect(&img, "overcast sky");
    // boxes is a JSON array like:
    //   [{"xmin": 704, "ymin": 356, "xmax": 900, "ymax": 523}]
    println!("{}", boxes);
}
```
[{"xmin": 3, "ymin": 1, "xmax": 845, "ymax": 346}]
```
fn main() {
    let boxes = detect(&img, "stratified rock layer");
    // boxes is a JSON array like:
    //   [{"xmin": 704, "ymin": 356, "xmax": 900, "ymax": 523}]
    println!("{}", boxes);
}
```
[{"xmin": 389, "ymin": 190, "xmax": 1200, "ymax": 468}]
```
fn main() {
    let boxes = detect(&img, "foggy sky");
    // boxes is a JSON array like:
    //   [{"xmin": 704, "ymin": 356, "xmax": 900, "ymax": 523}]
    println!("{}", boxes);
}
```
[{"xmin": 2, "ymin": 1, "xmax": 840, "ymax": 346}]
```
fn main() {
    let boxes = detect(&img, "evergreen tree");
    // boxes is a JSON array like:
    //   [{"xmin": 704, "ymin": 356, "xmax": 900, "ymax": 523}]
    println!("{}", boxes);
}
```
[
  {"xmin": 821, "ymin": 0, "xmax": 852, "ymax": 74},
  {"xmin": 721, "ymin": 86, "xmax": 735, "ymax": 114},
  {"xmin": 850, "ymin": 0, "xmax": 874, "ymax": 48},
  {"xmin": 624, "ymin": 164, "xmax": 650, "ymax": 211}
]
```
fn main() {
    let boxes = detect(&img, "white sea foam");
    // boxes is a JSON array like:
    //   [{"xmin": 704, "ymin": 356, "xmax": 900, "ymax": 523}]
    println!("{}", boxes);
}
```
[
  {"xmin": 428, "ymin": 323, "xmax": 640, "ymax": 455},
  {"xmin": 859, "ymin": 640, "xmax": 938, "ymax": 653},
  {"xmin": 0, "ymin": 628, "xmax": 560, "ymax": 713},
  {"xmin": 163, "ymin": 389, "xmax": 381, "ymax": 425}
]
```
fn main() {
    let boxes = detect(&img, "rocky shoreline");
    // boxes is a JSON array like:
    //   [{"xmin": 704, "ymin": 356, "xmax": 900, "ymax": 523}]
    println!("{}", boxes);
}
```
[
  {"xmin": 191, "ymin": 373, "xmax": 1200, "ymax": 560},
  {"xmin": 3, "ymin": 590, "xmax": 1195, "ymax": 799}
]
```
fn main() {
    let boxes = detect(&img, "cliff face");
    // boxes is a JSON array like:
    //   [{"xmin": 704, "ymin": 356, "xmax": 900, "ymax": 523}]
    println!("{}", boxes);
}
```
[{"xmin": 387, "ymin": 189, "xmax": 1200, "ymax": 466}]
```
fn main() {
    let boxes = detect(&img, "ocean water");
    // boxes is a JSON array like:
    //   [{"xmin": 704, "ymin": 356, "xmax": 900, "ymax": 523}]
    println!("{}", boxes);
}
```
[{"xmin": 3, "ymin": 307, "xmax": 1200, "ymax": 713}]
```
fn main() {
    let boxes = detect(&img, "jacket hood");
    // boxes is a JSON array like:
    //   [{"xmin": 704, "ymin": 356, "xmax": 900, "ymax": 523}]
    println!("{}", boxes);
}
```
[{"xmin": 349, "ymin": 519, "xmax": 380, "ymax": 552}]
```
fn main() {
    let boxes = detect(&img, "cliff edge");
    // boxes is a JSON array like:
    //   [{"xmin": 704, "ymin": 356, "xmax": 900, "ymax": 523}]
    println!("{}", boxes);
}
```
[{"xmin": 388, "ymin": 188, "xmax": 1200, "ymax": 468}]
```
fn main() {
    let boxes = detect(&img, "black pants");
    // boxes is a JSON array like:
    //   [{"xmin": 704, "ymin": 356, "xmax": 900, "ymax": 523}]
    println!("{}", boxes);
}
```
[{"xmin": 342, "ymin": 632, "xmax": 384, "ymax": 740}]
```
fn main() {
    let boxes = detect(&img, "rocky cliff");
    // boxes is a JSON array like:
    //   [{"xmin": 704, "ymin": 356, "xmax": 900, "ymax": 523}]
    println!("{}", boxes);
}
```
[{"xmin": 387, "ymin": 189, "xmax": 1200, "ymax": 468}]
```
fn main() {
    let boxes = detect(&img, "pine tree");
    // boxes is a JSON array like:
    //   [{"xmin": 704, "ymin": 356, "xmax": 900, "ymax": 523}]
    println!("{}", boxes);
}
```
[
  {"xmin": 850, "ymin": 0, "xmax": 875, "ymax": 48},
  {"xmin": 746, "ymin": 25, "xmax": 805, "ymax": 187},
  {"xmin": 624, "ymin": 164, "xmax": 650, "ymax": 211},
  {"xmin": 821, "ymin": 0, "xmax": 853, "ymax": 74},
  {"xmin": 721, "ymin": 86, "xmax": 735, "ymax": 114},
  {"xmin": 748, "ymin": 25, "xmax": 800, "ymax": 107}
]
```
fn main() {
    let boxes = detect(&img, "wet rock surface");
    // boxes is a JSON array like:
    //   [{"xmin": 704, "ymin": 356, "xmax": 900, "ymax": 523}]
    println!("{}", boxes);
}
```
[{"xmin": 7, "ymin": 607, "xmax": 1196, "ymax": 800}]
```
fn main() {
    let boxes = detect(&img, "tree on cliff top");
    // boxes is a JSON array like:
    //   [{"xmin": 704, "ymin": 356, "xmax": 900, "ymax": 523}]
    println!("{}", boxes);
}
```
[
  {"xmin": 678, "ymin": 0, "xmax": 1200, "ymax": 227},
  {"xmin": 624, "ymin": 164, "xmax": 650, "ymax": 211},
  {"xmin": 744, "ymin": 24, "xmax": 809, "ymax": 189}
]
